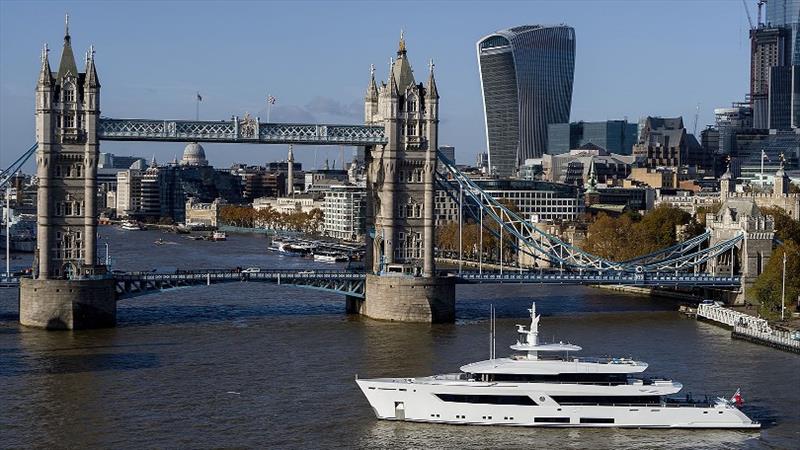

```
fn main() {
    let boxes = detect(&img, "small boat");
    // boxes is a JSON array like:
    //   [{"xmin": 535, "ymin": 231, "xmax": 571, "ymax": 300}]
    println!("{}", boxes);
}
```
[
  {"xmin": 154, "ymin": 238, "xmax": 166, "ymax": 245},
  {"xmin": 211, "ymin": 231, "xmax": 227, "ymax": 241},
  {"xmin": 313, "ymin": 250, "xmax": 349, "ymax": 263},
  {"xmin": 120, "ymin": 220, "xmax": 141, "ymax": 231}
]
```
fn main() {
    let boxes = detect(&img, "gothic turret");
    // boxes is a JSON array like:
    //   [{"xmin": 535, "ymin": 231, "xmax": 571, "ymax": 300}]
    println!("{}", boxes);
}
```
[
  {"xmin": 364, "ymin": 64, "xmax": 380, "ymax": 124},
  {"xmin": 426, "ymin": 59, "xmax": 439, "ymax": 100},
  {"xmin": 38, "ymin": 44, "xmax": 53, "ymax": 87},
  {"xmin": 774, "ymin": 157, "xmax": 789, "ymax": 195},
  {"xmin": 85, "ymin": 45, "xmax": 100, "ymax": 89},
  {"xmin": 720, "ymin": 163, "xmax": 734, "ymax": 199}
]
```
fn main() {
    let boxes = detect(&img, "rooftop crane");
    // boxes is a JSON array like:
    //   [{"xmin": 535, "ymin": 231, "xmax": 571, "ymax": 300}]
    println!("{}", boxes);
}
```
[{"xmin": 743, "ymin": 0, "xmax": 755, "ymax": 29}]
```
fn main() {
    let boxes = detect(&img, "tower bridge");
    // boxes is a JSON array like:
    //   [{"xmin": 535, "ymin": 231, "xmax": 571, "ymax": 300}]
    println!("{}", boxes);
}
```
[{"xmin": 5, "ymin": 19, "xmax": 761, "ymax": 330}]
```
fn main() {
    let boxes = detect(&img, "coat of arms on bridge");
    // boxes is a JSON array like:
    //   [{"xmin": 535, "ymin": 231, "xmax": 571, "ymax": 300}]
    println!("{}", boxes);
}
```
[{"xmin": 238, "ymin": 113, "xmax": 259, "ymax": 139}]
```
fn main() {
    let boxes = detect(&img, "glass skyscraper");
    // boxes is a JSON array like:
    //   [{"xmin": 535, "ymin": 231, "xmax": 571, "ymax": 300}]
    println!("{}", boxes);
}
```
[
  {"xmin": 766, "ymin": 0, "xmax": 800, "ymax": 64},
  {"xmin": 477, "ymin": 25, "xmax": 576, "ymax": 177}
]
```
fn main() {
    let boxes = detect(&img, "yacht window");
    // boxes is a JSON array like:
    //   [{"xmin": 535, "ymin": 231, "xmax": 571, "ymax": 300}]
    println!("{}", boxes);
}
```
[
  {"xmin": 580, "ymin": 418, "xmax": 614, "ymax": 424},
  {"xmin": 551, "ymin": 395, "xmax": 661, "ymax": 406},
  {"xmin": 435, "ymin": 394, "xmax": 537, "ymax": 406},
  {"xmin": 534, "ymin": 417, "xmax": 569, "ymax": 423}
]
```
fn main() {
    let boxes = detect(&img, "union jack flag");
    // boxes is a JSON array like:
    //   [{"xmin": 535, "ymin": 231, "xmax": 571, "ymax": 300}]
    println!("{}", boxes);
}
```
[{"xmin": 268, "ymin": 95, "xmax": 276, "ymax": 104}]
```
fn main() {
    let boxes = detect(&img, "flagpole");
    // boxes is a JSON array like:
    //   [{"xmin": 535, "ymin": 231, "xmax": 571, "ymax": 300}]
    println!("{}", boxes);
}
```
[
  {"xmin": 267, "ymin": 94, "xmax": 272, "ymax": 123},
  {"xmin": 761, "ymin": 149, "xmax": 765, "ymax": 186},
  {"xmin": 196, "ymin": 91, "xmax": 200, "ymax": 121}
]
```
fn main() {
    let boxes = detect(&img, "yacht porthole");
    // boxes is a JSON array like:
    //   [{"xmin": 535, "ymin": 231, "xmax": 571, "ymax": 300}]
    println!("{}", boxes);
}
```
[{"xmin": 539, "ymin": 396, "xmax": 545, "ymax": 402}]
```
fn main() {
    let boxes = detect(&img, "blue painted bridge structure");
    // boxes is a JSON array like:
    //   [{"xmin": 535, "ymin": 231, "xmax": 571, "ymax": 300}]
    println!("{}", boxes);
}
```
[{"xmin": 109, "ymin": 268, "xmax": 741, "ymax": 301}]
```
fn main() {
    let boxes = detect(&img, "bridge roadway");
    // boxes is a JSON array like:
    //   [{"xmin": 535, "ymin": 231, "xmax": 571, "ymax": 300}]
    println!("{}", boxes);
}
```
[{"xmin": 108, "ymin": 269, "xmax": 740, "ymax": 300}]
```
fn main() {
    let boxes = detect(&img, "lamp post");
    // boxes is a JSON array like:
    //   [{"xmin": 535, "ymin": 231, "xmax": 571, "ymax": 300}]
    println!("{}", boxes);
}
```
[
  {"xmin": 5, "ymin": 184, "xmax": 10, "ymax": 279},
  {"xmin": 781, "ymin": 251, "xmax": 787, "ymax": 321}
]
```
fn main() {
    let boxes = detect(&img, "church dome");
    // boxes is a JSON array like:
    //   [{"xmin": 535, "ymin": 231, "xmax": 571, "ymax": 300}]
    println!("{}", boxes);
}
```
[{"xmin": 181, "ymin": 142, "xmax": 207, "ymax": 166}]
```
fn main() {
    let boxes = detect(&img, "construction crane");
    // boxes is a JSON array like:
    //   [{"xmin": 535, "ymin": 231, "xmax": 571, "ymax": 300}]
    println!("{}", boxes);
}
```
[{"xmin": 743, "ymin": 0, "xmax": 755, "ymax": 29}]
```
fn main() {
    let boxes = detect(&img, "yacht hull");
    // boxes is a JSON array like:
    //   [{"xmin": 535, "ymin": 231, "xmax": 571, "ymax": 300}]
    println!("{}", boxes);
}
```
[{"xmin": 356, "ymin": 379, "xmax": 760, "ymax": 429}]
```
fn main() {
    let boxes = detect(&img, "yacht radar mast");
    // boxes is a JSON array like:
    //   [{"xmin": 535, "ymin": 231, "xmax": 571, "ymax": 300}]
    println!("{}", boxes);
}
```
[{"xmin": 510, "ymin": 302, "xmax": 581, "ymax": 360}]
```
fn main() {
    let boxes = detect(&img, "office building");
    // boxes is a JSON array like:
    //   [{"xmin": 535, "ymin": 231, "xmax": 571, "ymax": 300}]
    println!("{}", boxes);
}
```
[
  {"xmin": 547, "ymin": 120, "xmax": 638, "ymax": 155},
  {"xmin": 765, "ymin": 0, "xmax": 800, "ymax": 64},
  {"xmin": 436, "ymin": 179, "xmax": 583, "ymax": 224},
  {"xmin": 633, "ymin": 117, "xmax": 710, "ymax": 170},
  {"xmin": 542, "ymin": 143, "xmax": 636, "ymax": 186},
  {"xmin": 477, "ymin": 25, "xmax": 576, "ymax": 176},
  {"xmin": 438, "ymin": 146, "xmax": 456, "ymax": 164},
  {"xmin": 714, "ymin": 103, "xmax": 753, "ymax": 154},
  {"xmin": 750, "ymin": 26, "xmax": 792, "ymax": 128}
]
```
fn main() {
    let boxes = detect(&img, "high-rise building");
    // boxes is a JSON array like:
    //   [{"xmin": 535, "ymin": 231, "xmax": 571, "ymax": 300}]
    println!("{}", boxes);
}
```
[
  {"xmin": 714, "ymin": 103, "xmax": 753, "ymax": 154},
  {"xmin": 477, "ymin": 25, "xmax": 576, "ymax": 176},
  {"xmin": 547, "ymin": 120, "xmax": 637, "ymax": 155},
  {"xmin": 750, "ymin": 26, "xmax": 792, "ymax": 128},
  {"xmin": 769, "ymin": 65, "xmax": 794, "ymax": 129},
  {"xmin": 765, "ymin": 0, "xmax": 800, "ymax": 64}
]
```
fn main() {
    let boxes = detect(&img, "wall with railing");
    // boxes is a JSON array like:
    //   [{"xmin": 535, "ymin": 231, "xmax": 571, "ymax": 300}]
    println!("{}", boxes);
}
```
[{"xmin": 697, "ymin": 303, "xmax": 800, "ymax": 353}]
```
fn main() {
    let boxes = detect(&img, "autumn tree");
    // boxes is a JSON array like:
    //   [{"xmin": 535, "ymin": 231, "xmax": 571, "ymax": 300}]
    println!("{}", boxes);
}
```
[{"xmin": 751, "ymin": 240, "xmax": 800, "ymax": 319}]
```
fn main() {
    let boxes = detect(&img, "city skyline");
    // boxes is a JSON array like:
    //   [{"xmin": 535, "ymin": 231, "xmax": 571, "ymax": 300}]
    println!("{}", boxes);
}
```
[{"xmin": 1, "ymin": 1, "xmax": 750, "ymax": 171}]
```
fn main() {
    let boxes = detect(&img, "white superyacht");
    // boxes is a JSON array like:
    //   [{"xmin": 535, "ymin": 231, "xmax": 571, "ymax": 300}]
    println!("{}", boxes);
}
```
[{"xmin": 356, "ymin": 303, "xmax": 760, "ymax": 429}]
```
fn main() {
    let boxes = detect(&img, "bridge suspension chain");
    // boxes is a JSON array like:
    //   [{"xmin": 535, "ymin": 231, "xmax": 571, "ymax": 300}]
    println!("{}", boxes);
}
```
[
  {"xmin": 0, "ymin": 143, "xmax": 37, "ymax": 189},
  {"xmin": 435, "ymin": 151, "xmax": 744, "ymax": 275}
]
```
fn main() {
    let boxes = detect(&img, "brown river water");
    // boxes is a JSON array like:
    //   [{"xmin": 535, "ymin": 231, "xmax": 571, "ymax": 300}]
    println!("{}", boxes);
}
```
[{"xmin": 1, "ymin": 227, "xmax": 797, "ymax": 449}]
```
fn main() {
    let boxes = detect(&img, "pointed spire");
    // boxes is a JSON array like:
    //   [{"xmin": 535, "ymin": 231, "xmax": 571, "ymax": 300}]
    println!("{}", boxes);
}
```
[
  {"xmin": 398, "ymin": 29, "xmax": 406, "ymax": 55},
  {"xmin": 56, "ymin": 13, "xmax": 78, "ymax": 80},
  {"xmin": 38, "ymin": 42, "xmax": 53, "ymax": 86},
  {"xmin": 426, "ymin": 58, "xmax": 438, "ymax": 100},
  {"xmin": 388, "ymin": 68, "xmax": 399, "ymax": 97},
  {"xmin": 85, "ymin": 44, "xmax": 100, "ymax": 88},
  {"xmin": 365, "ymin": 64, "xmax": 378, "ymax": 101},
  {"xmin": 150, "ymin": 154, "xmax": 157, "ymax": 167},
  {"xmin": 585, "ymin": 159, "xmax": 598, "ymax": 193},
  {"xmin": 391, "ymin": 31, "xmax": 415, "ymax": 91}
]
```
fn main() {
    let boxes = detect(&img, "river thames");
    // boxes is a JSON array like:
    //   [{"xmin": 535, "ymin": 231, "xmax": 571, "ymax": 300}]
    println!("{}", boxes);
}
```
[{"xmin": 1, "ymin": 228, "xmax": 797, "ymax": 449}]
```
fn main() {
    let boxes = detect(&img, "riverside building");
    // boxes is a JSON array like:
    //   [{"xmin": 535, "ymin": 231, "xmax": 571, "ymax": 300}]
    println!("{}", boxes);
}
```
[{"xmin": 322, "ymin": 185, "xmax": 366, "ymax": 241}]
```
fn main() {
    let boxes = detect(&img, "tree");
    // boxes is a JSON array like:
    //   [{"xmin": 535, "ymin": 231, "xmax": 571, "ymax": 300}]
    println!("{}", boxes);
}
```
[
  {"xmin": 583, "ymin": 213, "xmax": 637, "ymax": 261},
  {"xmin": 750, "ymin": 240, "xmax": 800, "ymax": 320},
  {"xmin": 760, "ymin": 206, "xmax": 800, "ymax": 244},
  {"xmin": 632, "ymin": 204, "xmax": 692, "ymax": 256}
]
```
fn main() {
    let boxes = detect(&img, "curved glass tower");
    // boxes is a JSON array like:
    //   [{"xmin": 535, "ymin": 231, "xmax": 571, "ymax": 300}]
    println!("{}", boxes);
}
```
[{"xmin": 478, "ymin": 25, "xmax": 575, "ymax": 177}]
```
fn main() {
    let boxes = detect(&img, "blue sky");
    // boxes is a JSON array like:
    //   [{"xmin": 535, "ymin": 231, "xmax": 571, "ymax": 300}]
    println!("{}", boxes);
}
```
[{"xmin": 1, "ymin": 0, "xmax": 750, "ymax": 171}]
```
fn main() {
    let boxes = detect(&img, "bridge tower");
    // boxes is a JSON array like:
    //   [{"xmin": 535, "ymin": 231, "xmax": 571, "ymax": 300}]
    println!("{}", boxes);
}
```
[
  {"xmin": 706, "ymin": 198, "xmax": 774, "ymax": 305},
  {"xmin": 351, "ymin": 34, "xmax": 455, "ymax": 322},
  {"xmin": 20, "ymin": 17, "xmax": 116, "ymax": 329}
]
